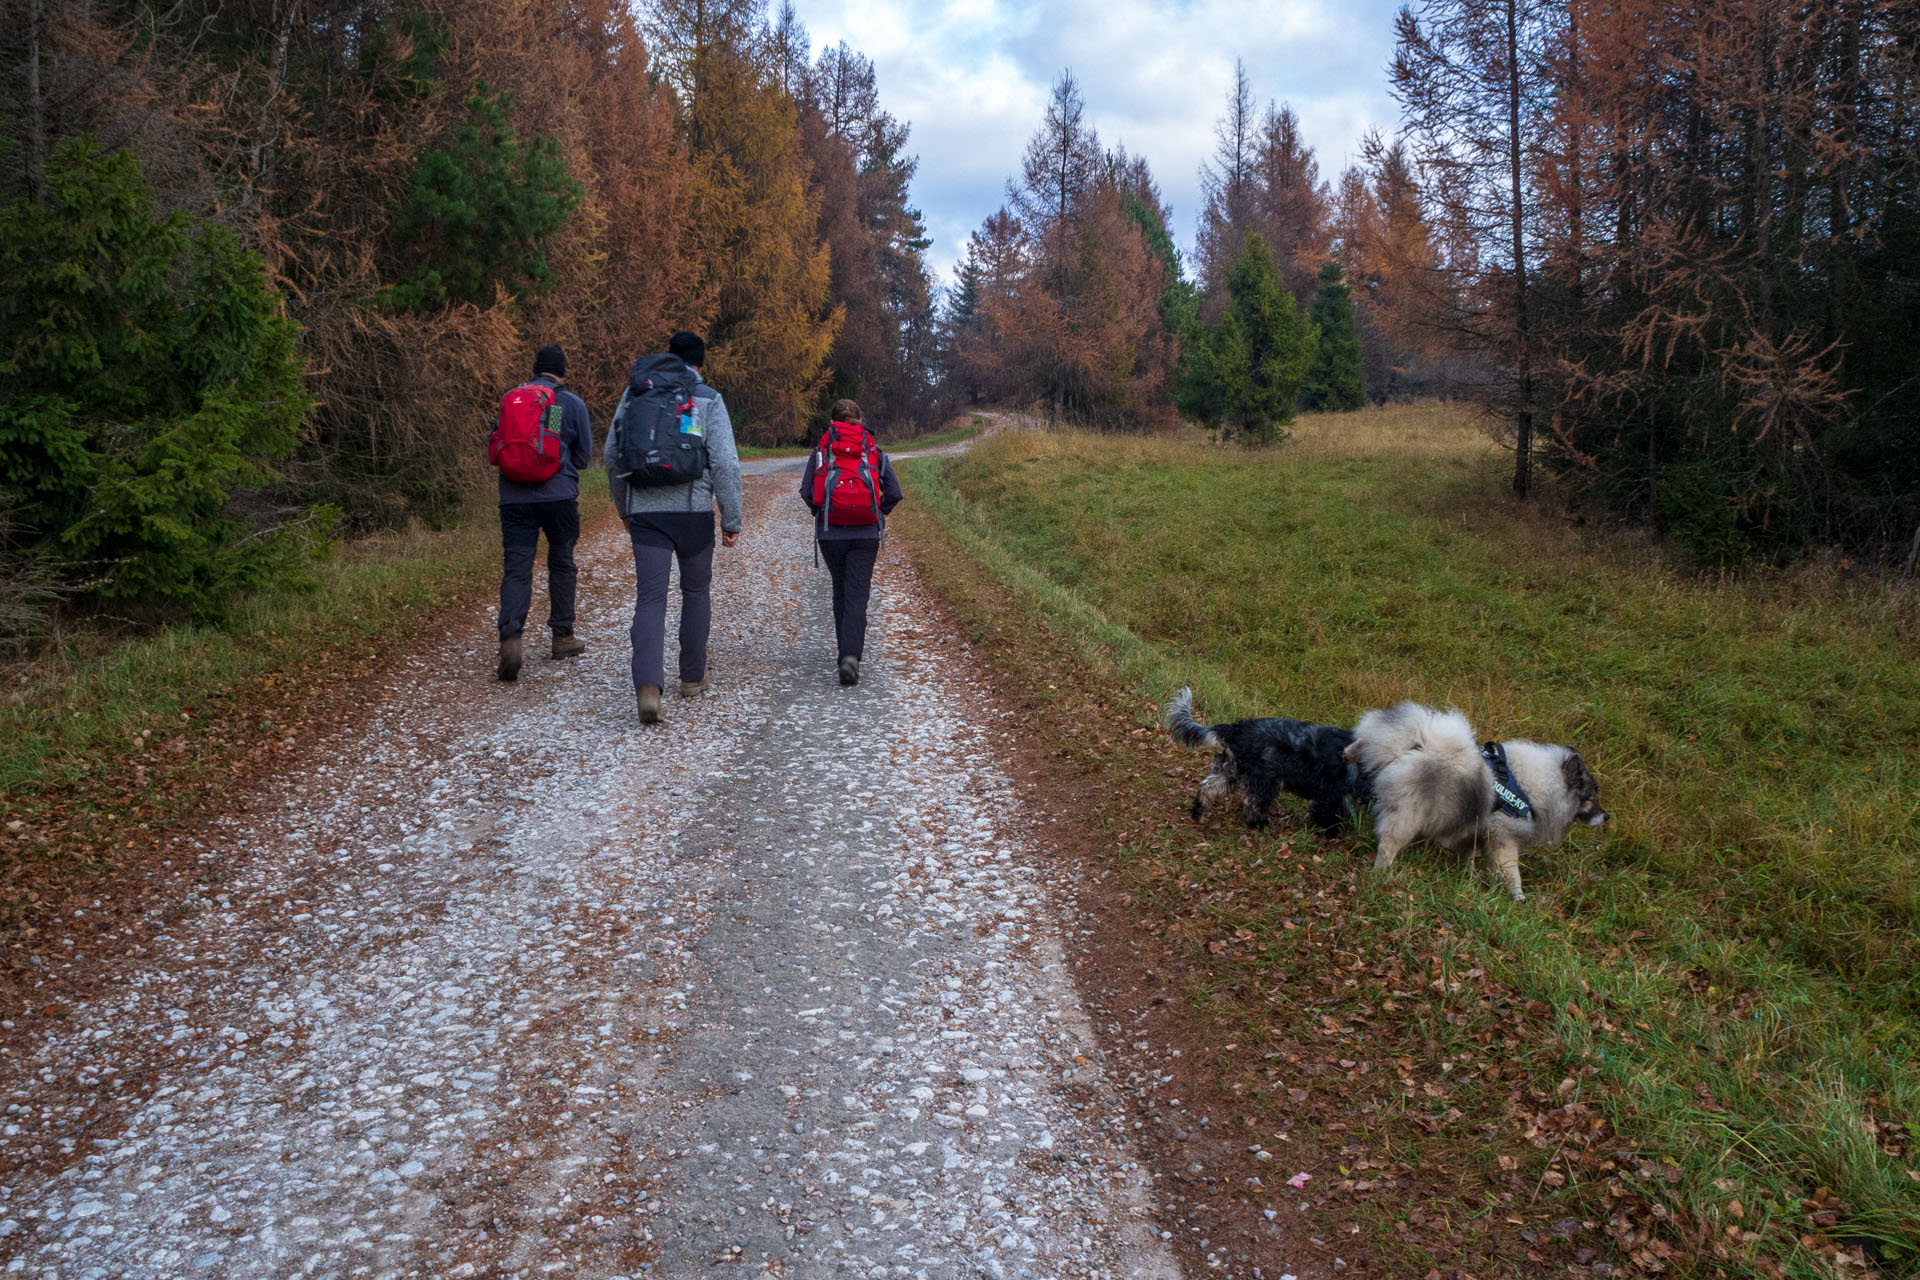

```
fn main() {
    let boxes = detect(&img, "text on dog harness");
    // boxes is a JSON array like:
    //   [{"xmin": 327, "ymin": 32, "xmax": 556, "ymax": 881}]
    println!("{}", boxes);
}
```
[{"xmin": 1482, "ymin": 742, "xmax": 1534, "ymax": 820}]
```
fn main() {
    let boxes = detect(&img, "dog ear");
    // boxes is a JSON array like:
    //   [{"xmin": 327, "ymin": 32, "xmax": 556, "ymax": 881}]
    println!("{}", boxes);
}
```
[{"xmin": 1561, "ymin": 751, "xmax": 1594, "ymax": 796}]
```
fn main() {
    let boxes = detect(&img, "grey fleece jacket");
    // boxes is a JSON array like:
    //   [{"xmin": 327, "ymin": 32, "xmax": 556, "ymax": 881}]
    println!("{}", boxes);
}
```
[{"xmin": 605, "ymin": 367, "xmax": 744, "ymax": 534}]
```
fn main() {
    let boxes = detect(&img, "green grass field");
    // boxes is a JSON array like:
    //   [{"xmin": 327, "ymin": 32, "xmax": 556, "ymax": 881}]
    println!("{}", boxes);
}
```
[{"xmin": 898, "ymin": 407, "xmax": 1919, "ymax": 1278}]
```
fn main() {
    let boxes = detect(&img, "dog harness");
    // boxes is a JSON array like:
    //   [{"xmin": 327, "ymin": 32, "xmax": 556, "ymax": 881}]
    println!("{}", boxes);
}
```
[{"xmin": 1482, "ymin": 742, "xmax": 1534, "ymax": 820}]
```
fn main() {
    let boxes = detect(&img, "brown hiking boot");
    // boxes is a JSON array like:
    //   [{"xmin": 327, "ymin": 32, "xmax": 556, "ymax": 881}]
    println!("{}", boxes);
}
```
[
  {"xmin": 551, "ymin": 633, "xmax": 585, "ymax": 660},
  {"xmin": 636, "ymin": 685, "xmax": 662, "ymax": 724},
  {"xmin": 498, "ymin": 635, "xmax": 523, "ymax": 682},
  {"xmin": 678, "ymin": 679, "xmax": 707, "ymax": 698}
]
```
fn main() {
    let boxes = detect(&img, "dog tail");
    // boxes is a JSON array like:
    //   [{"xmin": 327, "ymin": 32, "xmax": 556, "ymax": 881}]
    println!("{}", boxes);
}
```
[
  {"xmin": 1163, "ymin": 687, "xmax": 1223, "ymax": 751},
  {"xmin": 1344, "ymin": 702, "xmax": 1467, "ymax": 770},
  {"xmin": 1347, "ymin": 702, "xmax": 1489, "ymax": 833}
]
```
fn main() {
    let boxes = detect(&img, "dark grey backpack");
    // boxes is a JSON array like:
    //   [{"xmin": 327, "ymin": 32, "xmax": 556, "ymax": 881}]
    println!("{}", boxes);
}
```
[{"xmin": 613, "ymin": 354, "xmax": 707, "ymax": 488}]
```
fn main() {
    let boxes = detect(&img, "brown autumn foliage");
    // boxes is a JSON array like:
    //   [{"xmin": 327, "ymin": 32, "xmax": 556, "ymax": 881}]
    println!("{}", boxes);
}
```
[
  {"xmin": 945, "ymin": 73, "xmax": 1175, "ymax": 428},
  {"xmin": 785, "ymin": 22, "xmax": 943, "ymax": 440},
  {"xmin": 0, "ymin": 0, "xmax": 937, "ymax": 530},
  {"xmin": 1330, "ymin": 139, "xmax": 1455, "ymax": 401},
  {"xmin": 1197, "ymin": 62, "xmax": 1335, "ymax": 310},
  {"xmin": 1392, "ymin": 0, "xmax": 1920, "ymax": 555}
]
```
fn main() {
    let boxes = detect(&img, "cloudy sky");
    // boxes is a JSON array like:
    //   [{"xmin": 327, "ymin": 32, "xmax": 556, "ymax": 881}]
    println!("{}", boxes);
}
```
[{"xmin": 787, "ymin": 0, "xmax": 1408, "ymax": 282}]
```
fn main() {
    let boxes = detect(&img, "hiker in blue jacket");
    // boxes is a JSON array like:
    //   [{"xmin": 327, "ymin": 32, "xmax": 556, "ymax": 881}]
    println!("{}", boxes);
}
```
[{"xmin": 497, "ymin": 345, "xmax": 594, "ymax": 682}]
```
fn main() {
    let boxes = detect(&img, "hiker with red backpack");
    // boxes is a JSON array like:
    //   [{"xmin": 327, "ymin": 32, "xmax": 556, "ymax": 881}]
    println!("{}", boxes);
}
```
[
  {"xmin": 606, "ymin": 331, "xmax": 743, "ymax": 724},
  {"xmin": 491, "ymin": 345, "xmax": 595, "ymax": 682},
  {"xmin": 798, "ymin": 399, "xmax": 902, "ymax": 687}
]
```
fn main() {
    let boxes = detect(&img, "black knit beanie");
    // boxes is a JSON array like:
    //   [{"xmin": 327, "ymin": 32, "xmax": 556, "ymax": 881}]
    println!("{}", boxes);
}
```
[
  {"xmin": 667, "ymin": 330, "xmax": 706, "ymax": 367},
  {"xmin": 533, "ymin": 344, "xmax": 567, "ymax": 378}
]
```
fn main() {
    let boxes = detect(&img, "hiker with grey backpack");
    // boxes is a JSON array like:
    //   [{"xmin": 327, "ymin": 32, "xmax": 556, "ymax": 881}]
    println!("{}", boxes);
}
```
[
  {"xmin": 798, "ymin": 399, "xmax": 902, "ymax": 687},
  {"xmin": 606, "ymin": 331, "xmax": 743, "ymax": 724}
]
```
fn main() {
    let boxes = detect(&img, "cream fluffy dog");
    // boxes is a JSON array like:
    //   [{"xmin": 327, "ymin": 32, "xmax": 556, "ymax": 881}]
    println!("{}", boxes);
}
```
[{"xmin": 1341, "ymin": 702, "xmax": 1608, "ymax": 899}]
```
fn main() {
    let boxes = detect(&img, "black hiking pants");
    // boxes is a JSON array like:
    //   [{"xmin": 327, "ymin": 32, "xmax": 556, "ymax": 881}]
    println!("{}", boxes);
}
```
[
  {"xmin": 499, "ymin": 499, "xmax": 580, "ymax": 640},
  {"xmin": 819, "ymin": 538, "xmax": 880, "ymax": 661},
  {"xmin": 625, "ymin": 513, "xmax": 715, "ymax": 690}
]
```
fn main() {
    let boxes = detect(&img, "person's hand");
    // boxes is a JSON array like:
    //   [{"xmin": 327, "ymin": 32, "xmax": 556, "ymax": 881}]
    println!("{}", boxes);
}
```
[{"xmin": 721, "ymin": 530, "xmax": 740, "ymax": 548}]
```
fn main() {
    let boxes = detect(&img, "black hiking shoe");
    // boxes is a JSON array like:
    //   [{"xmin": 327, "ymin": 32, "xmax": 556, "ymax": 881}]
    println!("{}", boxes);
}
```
[
  {"xmin": 837, "ymin": 656, "xmax": 859, "ymax": 687},
  {"xmin": 498, "ymin": 635, "xmax": 523, "ymax": 682}
]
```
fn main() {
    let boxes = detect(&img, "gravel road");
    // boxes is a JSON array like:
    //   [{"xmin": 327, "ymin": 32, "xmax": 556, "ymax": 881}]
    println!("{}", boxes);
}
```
[{"xmin": 0, "ymin": 475, "xmax": 1184, "ymax": 1280}]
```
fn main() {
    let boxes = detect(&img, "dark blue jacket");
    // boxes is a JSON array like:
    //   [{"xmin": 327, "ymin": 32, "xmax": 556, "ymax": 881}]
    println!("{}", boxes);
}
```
[{"xmin": 499, "ymin": 373, "xmax": 594, "ymax": 505}]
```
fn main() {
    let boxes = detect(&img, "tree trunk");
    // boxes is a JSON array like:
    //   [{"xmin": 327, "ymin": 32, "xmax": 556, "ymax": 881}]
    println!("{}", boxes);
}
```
[
  {"xmin": 247, "ymin": 0, "xmax": 302, "ymax": 247},
  {"xmin": 27, "ymin": 0, "xmax": 48, "ymax": 204},
  {"xmin": 1506, "ymin": 0, "xmax": 1535, "ymax": 498},
  {"xmin": 1563, "ymin": 1, "xmax": 1585, "ymax": 307}
]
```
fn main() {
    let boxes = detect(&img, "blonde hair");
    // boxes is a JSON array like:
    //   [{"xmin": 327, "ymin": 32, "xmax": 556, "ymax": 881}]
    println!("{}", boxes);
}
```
[{"xmin": 831, "ymin": 398, "xmax": 863, "ymax": 424}]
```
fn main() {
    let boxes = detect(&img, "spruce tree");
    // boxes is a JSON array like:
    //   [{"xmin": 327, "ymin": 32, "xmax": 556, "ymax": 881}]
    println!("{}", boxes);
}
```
[
  {"xmin": 0, "ymin": 140, "xmax": 313, "ymax": 617},
  {"xmin": 1300, "ymin": 259, "xmax": 1367, "ymax": 411},
  {"xmin": 1222, "ymin": 233, "xmax": 1316, "ymax": 443}
]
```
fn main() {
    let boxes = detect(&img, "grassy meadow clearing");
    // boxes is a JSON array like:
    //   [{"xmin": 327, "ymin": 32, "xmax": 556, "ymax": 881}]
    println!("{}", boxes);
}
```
[{"xmin": 895, "ymin": 406, "xmax": 1919, "ymax": 1279}]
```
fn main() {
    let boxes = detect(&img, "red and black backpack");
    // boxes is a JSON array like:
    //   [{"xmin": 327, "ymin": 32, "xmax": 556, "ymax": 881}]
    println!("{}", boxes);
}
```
[
  {"xmin": 811, "ymin": 420, "xmax": 884, "ymax": 529},
  {"xmin": 489, "ymin": 382, "xmax": 565, "ymax": 484}
]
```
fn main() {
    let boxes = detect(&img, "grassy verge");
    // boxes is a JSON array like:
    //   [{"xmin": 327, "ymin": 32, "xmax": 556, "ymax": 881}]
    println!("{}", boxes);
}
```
[
  {"xmin": 735, "ymin": 444, "xmax": 814, "ymax": 459},
  {"xmin": 0, "ymin": 472, "xmax": 609, "ymax": 922},
  {"xmin": 888, "ymin": 413, "xmax": 987, "ymax": 451},
  {"xmin": 894, "ymin": 407, "xmax": 1919, "ymax": 1280}
]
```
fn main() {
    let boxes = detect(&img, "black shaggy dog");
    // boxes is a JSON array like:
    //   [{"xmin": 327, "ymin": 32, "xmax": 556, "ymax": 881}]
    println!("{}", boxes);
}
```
[{"xmin": 1163, "ymin": 688, "xmax": 1369, "ymax": 835}]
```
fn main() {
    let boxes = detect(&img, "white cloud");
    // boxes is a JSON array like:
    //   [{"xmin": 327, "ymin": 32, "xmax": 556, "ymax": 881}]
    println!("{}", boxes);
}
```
[{"xmin": 788, "ymin": 0, "xmax": 1406, "ymax": 280}]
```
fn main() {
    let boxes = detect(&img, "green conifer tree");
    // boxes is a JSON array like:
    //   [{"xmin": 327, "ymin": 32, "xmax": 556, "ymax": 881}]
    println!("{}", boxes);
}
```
[
  {"xmin": 1300, "ymin": 259, "xmax": 1367, "ymax": 411},
  {"xmin": 1222, "ymin": 233, "xmax": 1315, "ymax": 443},
  {"xmin": 0, "ymin": 139, "xmax": 315, "ymax": 617},
  {"xmin": 384, "ymin": 85, "xmax": 582, "ymax": 311}
]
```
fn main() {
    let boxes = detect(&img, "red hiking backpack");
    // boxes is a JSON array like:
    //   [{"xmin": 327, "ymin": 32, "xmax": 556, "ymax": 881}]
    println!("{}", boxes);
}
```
[
  {"xmin": 490, "ymin": 382, "xmax": 566, "ymax": 484},
  {"xmin": 811, "ymin": 421, "xmax": 884, "ymax": 528}
]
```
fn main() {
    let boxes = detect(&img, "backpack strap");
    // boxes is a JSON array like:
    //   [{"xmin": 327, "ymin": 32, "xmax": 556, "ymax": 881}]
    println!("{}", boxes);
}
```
[
  {"xmin": 863, "ymin": 429, "xmax": 884, "ymax": 532},
  {"xmin": 815, "ymin": 436, "xmax": 831, "ymax": 536}
]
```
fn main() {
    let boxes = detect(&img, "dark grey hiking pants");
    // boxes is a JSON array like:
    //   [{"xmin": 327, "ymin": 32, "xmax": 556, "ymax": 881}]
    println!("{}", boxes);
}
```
[
  {"xmin": 819, "ymin": 537, "xmax": 880, "ymax": 660},
  {"xmin": 499, "ymin": 499, "xmax": 579, "ymax": 640},
  {"xmin": 625, "ymin": 513, "xmax": 715, "ymax": 689}
]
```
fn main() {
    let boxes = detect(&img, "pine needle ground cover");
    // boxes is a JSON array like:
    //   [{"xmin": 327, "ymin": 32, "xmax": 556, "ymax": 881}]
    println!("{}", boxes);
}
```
[{"xmin": 894, "ymin": 408, "xmax": 1919, "ymax": 1279}]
